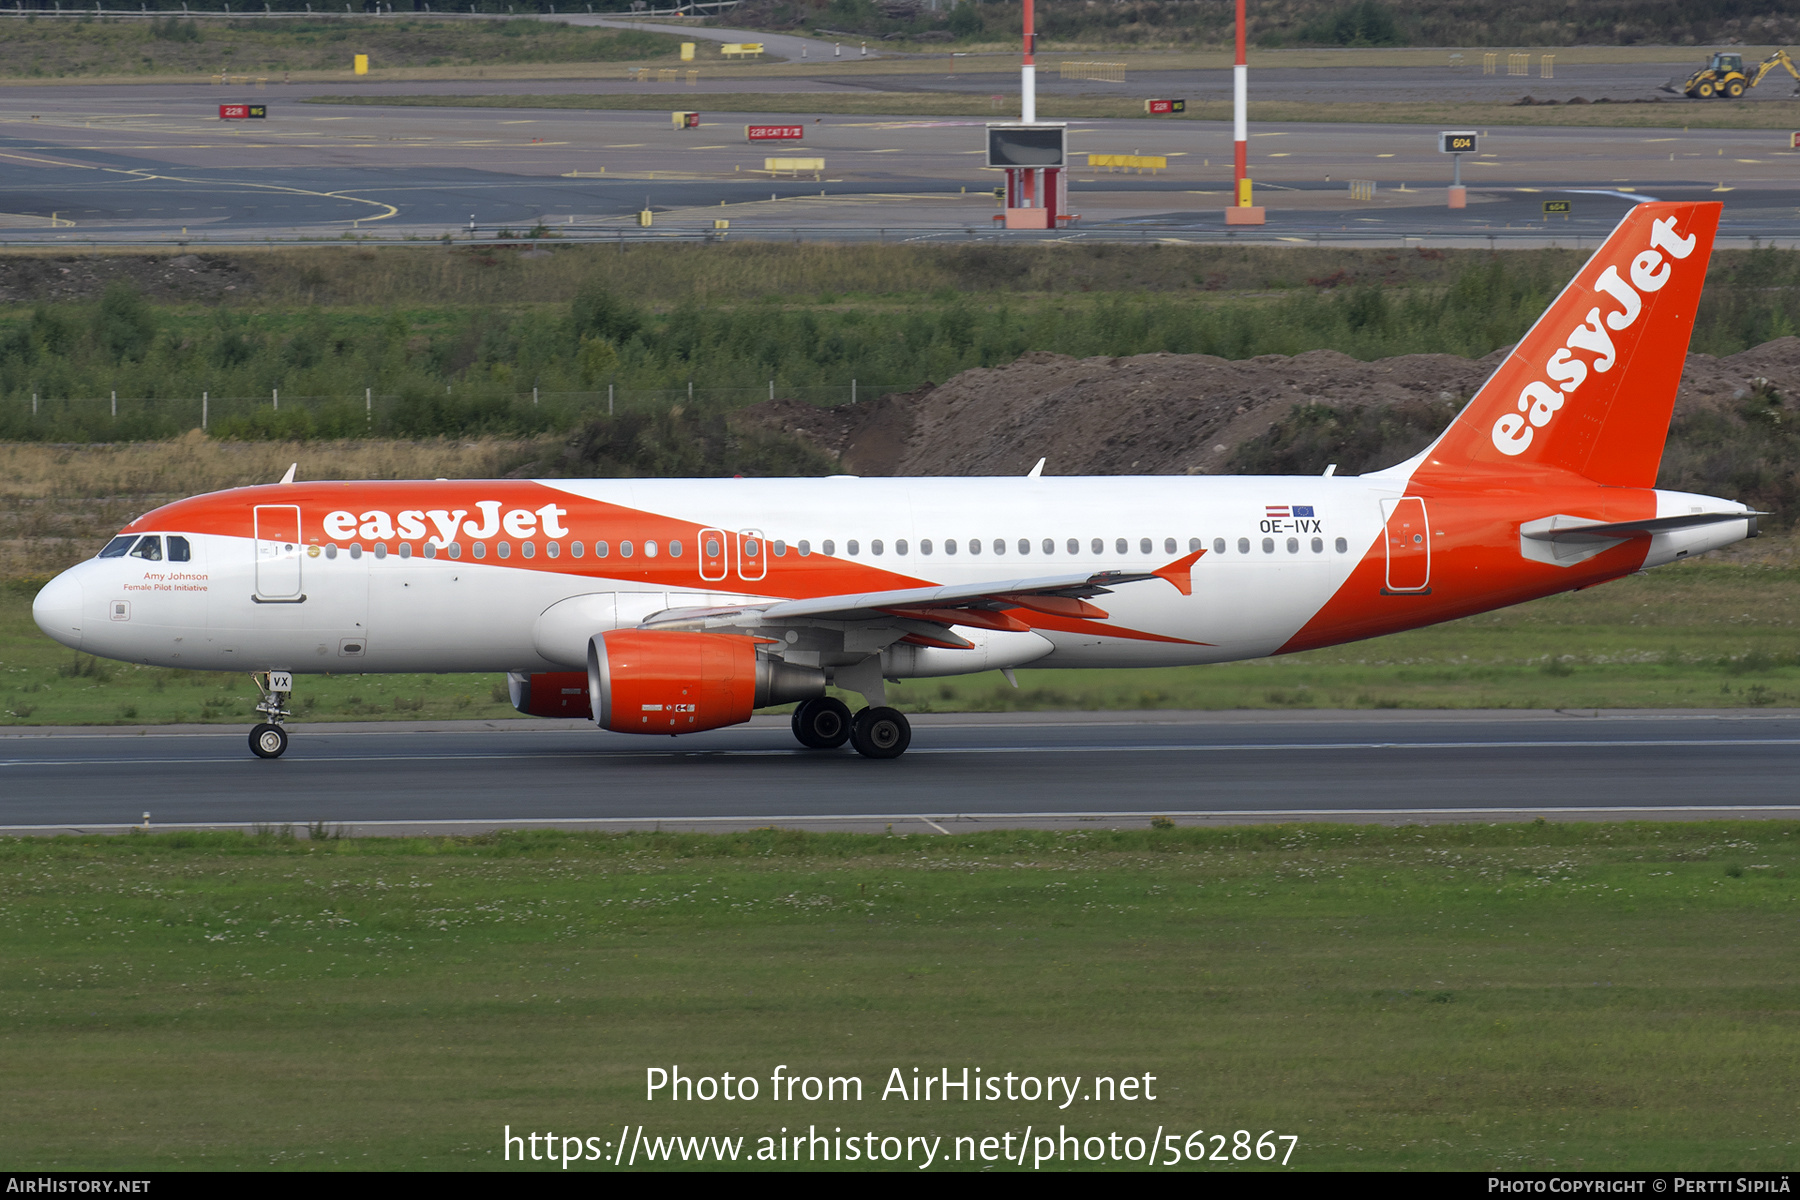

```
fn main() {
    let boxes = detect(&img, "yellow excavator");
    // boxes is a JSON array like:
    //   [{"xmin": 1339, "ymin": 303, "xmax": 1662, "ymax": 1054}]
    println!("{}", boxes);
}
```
[{"xmin": 1664, "ymin": 48, "xmax": 1800, "ymax": 98}]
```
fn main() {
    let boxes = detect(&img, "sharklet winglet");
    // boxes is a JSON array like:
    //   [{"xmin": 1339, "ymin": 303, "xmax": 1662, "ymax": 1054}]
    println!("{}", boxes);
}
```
[{"xmin": 1152, "ymin": 549, "xmax": 1206, "ymax": 597}]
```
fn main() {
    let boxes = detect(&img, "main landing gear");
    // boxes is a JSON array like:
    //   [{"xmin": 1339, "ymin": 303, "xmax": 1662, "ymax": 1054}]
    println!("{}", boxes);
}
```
[
  {"xmin": 850, "ymin": 706, "xmax": 911, "ymax": 759},
  {"xmin": 792, "ymin": 696, "xmax": 852, "ymax": 749},
  {"xmin": 791, "ymin": 697, "xmax": 912, "ymax": 759},
  {"xmin": 249, "ymin": 670, "xmax": 293, "ymax": 759}
]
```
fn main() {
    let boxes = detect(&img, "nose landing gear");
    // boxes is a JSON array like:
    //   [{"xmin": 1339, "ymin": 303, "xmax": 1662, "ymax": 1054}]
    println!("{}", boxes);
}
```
[{"xmin": 250, "ymin": 669, "xmax": 293, "ymax": 759}]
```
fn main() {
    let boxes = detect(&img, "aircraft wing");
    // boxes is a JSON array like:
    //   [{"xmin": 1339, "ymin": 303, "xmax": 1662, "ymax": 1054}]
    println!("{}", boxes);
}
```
[{"xmin": 641, "ymin": 550, "xmax": 1205, "ymax": 636}]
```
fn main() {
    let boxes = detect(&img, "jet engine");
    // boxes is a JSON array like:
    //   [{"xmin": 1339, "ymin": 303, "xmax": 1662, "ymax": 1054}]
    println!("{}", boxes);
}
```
[
  {"xmin": 507, "ymin": 671, "xmax": 593, "ymax": 719},
  {"xmin": 587, "ymin": 629, "xmax": 825, "ymax": 735}
]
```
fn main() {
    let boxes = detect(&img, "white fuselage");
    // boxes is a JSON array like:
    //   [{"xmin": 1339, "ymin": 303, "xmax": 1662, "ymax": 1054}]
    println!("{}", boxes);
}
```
[{"xmin": 38, "ymin": 474, "xmax": 1394, "ymax": 677}]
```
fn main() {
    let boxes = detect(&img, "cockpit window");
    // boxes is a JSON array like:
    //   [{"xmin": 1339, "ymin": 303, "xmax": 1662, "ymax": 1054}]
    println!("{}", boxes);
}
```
[
  {"xmin": 98, "ymin": 535, "xmax": 136, "ymax": 559},
  {"xmin": 167, "ymin": 536, "xmax": 192, "ymax": 563},
  {"xmin": 128, "ymin": 535, "xmax": 163, "ymax": 562}
]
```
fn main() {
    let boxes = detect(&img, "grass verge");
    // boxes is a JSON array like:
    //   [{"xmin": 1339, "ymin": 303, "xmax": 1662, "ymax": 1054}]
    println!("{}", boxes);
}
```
[
  {"xmin": 303, "ymin": 90, "xmax": 1800, "ymax": 130},
  {"xmin": 0, "ymin": 17, "xmax": 680, "ymax": 79},
  {"xmin": 1, "ymin": 821, "xmax": 1796, "ymax": 1170},
  {"xmin": 6, "ymin": 557, "xmax": 1798, "ymax": 724}
]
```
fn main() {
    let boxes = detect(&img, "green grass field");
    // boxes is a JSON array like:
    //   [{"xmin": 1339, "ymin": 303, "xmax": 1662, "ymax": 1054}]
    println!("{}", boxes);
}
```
[
  {"xmin": 1, "ymin": 822, "xmax": 1796, "ymax": 1171},
  {"xmin": 304, "ymin": 90, "xmax": 1800, "ymax": 131},
  {"xmin": 6, "ymin": 557, "xmax": 1797, "ymax": 726}
]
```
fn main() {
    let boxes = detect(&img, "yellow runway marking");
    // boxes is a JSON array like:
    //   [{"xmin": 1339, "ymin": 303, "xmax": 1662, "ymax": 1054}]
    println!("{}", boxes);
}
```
[{"xmin": 0, "ymin": 150, "xmax": 101, "ymax": 169}]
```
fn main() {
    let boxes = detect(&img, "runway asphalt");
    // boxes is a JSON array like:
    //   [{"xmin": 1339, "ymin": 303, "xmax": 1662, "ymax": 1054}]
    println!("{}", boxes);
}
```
[{"xmin": 3, "ymin": 709, "xmax": 1795, "ymax": 835}]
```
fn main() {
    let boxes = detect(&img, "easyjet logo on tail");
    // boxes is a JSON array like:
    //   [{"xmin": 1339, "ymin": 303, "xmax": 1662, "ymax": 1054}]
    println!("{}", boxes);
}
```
[{"xmin": 1490, "ymin": 215, "xmax": 1698, "ymax": 456}]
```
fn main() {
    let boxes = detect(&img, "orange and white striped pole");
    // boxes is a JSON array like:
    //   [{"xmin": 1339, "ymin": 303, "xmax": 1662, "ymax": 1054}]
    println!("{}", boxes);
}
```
[
  {"xmin": 1232, "ymin": 0, "xmax": 1247, "ymax": 205},
  {"xmin": 1021, "ymin": 0, "xmax": 1036, "ymax": 123},
  {"xmin": 1225, "ymin": 0, "xmax": 1263, "ymax": 223}
]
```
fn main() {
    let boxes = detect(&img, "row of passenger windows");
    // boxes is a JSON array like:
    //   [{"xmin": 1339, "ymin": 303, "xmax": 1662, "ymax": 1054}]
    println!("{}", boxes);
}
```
[
  {"xmin": 312, "ymin": 534, "xmax": 1354, "ymax": 562},
  {"xmin": 780, "ymin": 536, "xmax": 1351, "ymax": 558},
  {"xmin": 323, "ymin": 539, "xmax": 685, "ymax": 561},
  {"xmin": 98, "ymin": 531, "xmax": 1354, "ymax": 566},
  {"xmin": 97, "ymin": 534, "xmax": 192, "ymax": 562}
]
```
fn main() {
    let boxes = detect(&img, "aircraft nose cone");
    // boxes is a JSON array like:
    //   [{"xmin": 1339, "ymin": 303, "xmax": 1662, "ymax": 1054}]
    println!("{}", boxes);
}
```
[{"xmin": 32, "ymin": 570, "xmax": 83, "ymax": 651}]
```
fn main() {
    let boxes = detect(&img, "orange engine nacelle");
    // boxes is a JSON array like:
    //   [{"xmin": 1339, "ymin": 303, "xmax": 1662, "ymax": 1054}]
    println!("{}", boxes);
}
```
[
  {"xmin": 586, "ymin": 629, "xmax": 826, "ymax": 735},
  {"xmin": 508, "ymin": 671, "xmax": 594, "ymax": 719}
]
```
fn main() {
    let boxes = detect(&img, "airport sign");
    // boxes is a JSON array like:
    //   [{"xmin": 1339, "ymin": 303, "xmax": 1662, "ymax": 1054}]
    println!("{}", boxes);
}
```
[
  {"xmin": 986, "ymin": 124, "xmax": 1067, "ymax": 168},
  {"xmin": 1439, "ymin": 130, "xmax": 1478, "ymax": 154}
]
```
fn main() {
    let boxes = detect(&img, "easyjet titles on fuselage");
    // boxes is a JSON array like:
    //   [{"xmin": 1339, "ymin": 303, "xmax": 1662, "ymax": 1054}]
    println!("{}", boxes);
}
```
[{"xmin": 321, "ymin": 500, "xmax": 571, "ymax": 546}]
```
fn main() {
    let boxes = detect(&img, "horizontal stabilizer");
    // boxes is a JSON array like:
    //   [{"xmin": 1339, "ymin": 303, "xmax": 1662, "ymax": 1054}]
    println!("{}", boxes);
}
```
[
  {"xmin": 1521, "ymin": 510, "xmax": 1755, "ymax": 543},
  {"xmin": 1520, "ymin": 510, "xmax": 1754, "ymax": 566}
]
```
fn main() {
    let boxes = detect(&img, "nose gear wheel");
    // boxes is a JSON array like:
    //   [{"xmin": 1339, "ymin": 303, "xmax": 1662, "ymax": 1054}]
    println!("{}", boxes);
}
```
[
  {"xmin": 248, "ymin": 670, "xmax": 293, "ymax": 759},
  {"xmin": 250, "ymin": 722, "xmax": 289, "ymax": 759}
]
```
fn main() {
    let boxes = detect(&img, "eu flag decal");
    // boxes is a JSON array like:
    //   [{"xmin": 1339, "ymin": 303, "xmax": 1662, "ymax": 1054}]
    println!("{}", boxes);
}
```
[{"xmin": 1292, "ymin": 505, "xmax": 1315, "ymax": 518}]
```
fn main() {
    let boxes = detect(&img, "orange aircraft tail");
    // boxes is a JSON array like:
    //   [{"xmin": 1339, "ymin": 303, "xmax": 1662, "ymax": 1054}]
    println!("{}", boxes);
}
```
[{"xmin": 1421, "ymin": 200, "xmax": 1721, "ymax": 488}]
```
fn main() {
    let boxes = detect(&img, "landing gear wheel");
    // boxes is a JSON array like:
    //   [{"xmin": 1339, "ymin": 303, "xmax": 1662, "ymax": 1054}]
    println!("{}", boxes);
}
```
[
  {"xmin": 250, "ymin": 722, "xmax": 289, "ymax": 759},
  {"xmin": 792, "ymin": 697, "xmax": 853, "ymax": 749},
  {"xmin": 850, "ymin": 706, "xmax": 911, "ymax": 759}
]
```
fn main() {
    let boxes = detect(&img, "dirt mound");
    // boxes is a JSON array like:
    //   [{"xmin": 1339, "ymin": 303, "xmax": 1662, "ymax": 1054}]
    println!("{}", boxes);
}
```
[
  {"xmin": 0, "ymin": 254, "xmax": 253, "ymax": 304},
  {"xmin": 732, "ymin": 347, "xmax": 1504, "ymax": 476},
  {"xmin": 729, "ymin": 340, "xmax": 1800, "ymax": 480}
]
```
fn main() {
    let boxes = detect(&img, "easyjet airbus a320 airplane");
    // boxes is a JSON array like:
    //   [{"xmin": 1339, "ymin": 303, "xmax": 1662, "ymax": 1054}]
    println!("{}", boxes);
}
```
[{"xmin": 32, "ymin": 201, "xmax": 1757, "ymax": 760}]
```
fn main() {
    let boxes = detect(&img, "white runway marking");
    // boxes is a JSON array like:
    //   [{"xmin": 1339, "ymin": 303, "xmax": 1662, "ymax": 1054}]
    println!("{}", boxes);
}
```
[{"xmin": 3, "ymin": 736, "xmax": 1797, "ymax": 769}]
